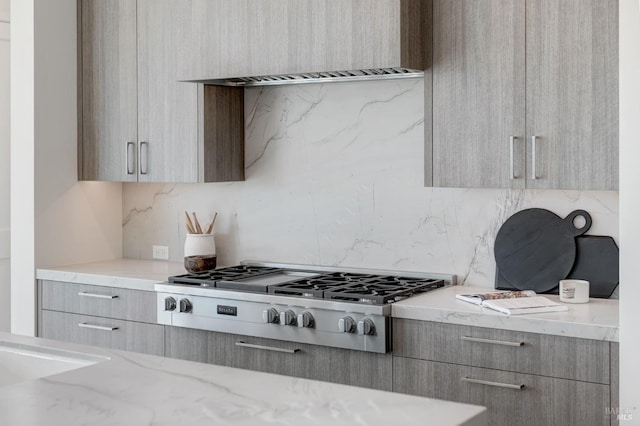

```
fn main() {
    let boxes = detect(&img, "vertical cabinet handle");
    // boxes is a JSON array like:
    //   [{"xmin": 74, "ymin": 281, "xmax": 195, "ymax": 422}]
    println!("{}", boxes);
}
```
[
  {"xmin": 509, "ymin": 136, "xmax": 517, "ymax": 179},
  {"xmin": 139, "ymin": 141, "xmax": 149, "ymax": 175},
  {"xmin": 531, "ymin": 136, "xmax": 538, "ymax": 180},
  {"xmin": 126, "ymin": 141, "xmax": 136, "ymax": 175}
]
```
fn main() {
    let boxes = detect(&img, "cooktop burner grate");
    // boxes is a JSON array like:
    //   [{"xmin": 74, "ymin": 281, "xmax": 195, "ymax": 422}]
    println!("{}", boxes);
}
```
[
  {"xmin": 168, "ymin": 267, "xmax": 446, "ymax": 304},
  {"xmin": 323, "ymin": 279, "xmax": 445, "ymax": 304},
  {"xmin": 269, "ymin": 273, "xmax": 445, "ymax": 304},
  {"xmin": 169, "ymin": 265, "xmax": 282, "ymax": 287}
]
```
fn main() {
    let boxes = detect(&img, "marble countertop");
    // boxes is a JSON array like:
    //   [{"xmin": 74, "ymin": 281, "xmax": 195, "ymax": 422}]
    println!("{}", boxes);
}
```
[
  {"xmin": 36, "ymin": 258, "xmax": 186, "ymax": 291},
  {"xmin": 36, "ymin": 259, "xmax": 619, "ymax": 341},
  {"xmin": 0, "ymin": 333, "xmax": 486, "ymax": 426},
  {"xmin": 392, "ymin": 285, "xmax": 619, "ymax": 342}
]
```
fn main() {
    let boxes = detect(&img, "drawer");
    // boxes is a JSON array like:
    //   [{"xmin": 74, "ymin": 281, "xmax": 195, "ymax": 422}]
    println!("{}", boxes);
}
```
[
  {"xmin": 40, "ymin": 280, "xmax": 157, "ymax": 323},
  {"xmin": 40, "ymin": 310, "xmax": 164, "ymax": 356},
  {"xmin": 164, "ymin": 327, "xmax": 392, "ymax": 391},
  {"xmin": 393, "ymin": 357, "xmax": 610, "ymax": 426},
  {"xmin": 393, "ymin": 319, "xmax": 609, "ymax": 384}
]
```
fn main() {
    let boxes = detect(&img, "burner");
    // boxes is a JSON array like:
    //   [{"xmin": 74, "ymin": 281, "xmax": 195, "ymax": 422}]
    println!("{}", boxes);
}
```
[
  {"xmin": 268, "ymin": 272, "xmax": 373, "ymax": 298},
  {"xmin": 270, "ymin": 273, "xmax": 445, "ymax": 304},
  {"xmin": 169, "ymin": 265, "xmax": 282, "ymax": 287}
]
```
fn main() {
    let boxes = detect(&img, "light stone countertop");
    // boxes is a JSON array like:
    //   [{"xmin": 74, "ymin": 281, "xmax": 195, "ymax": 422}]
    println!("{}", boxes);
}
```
[
  {"xmin": 37, "ymin": 259, "xmax": 619, "ymax": 341},
  {"xmin": 0, "ymin": 332, "xmax": 486, "ymax": 426},
  {"xmin": 36, "ymin": 258, "xmax": 186, "ymax": 291},
  {"xmin": 392, "ymin": 285, "xmax": 619, "ymax": 342}
]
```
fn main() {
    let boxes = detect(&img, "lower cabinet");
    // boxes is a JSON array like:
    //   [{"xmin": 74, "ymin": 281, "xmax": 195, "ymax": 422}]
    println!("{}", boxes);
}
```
[
  {"xmin": 393, "ymin": 357, "xmax": 610, "ymax": 426},
  {"xmin": 40, "ymin": 310, "xmax": 165, "ymax": 356},
  {"xmin": 164, "ymin": 326, "xmax": 392, "ymax": 391},
  {"xmin": 392, "ymin": 319, "xmax": 617, "ymax": 426}
]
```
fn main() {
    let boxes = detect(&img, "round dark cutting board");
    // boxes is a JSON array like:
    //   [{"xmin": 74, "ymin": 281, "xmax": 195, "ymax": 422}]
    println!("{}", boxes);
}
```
[{"xmin": 494, "ymin": 208, "xmax": 592, "ymax": 293}]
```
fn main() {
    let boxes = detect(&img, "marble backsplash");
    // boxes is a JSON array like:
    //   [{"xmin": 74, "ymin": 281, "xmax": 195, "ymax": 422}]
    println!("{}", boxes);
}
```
[{"xmin": 122, "ymin": 78, "xmax": 619, "ymax": 288}]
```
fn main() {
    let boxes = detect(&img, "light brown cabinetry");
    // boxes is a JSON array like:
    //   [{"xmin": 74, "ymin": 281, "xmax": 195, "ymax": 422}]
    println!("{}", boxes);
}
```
[
  {"xmin": 164, "ymin": 326, "xmax": 392, "ymax": 391},
  {"xmin": 40, "ymin": 310, "xmax": 164, "ymax": 356},
  {"xmin": 80, "ymin": 0, "xmax": 137, "ymax": 182},
  {"xmin": 392, "ymin": 319, "xmax": 617, "ymax": 426},
  {"xmin": 79, "ymin": 0, "xmax": 244, "ymax": 183},
  {"xmin": 393, "ymin": 357, "xmax": 610, "ymax": 426},
  {"xmin": 429, "ymin": 0, "xmax": 618, "ymax": 190},
  {"xmin": 80, "ymin": 0, "xmax": 428, "ymax": 183},
  {"xmin": 38, "ymin": 281, "xmax": 164, "ymax": 356}
]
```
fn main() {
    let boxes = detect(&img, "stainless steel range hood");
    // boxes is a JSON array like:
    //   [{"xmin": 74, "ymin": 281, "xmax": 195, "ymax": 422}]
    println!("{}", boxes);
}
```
[
  {"xmin": 184, "ymin": 0, "xmax": 429, "ymax": 87},
  {"xmin": 190, "ymin": 68, "xmax": 424, "ymax": 87}
]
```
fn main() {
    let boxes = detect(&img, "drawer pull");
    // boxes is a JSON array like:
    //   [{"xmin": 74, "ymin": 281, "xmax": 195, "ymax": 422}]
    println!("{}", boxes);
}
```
[
  {"xmin": 461, "ymin": 336, "xmax": 524, "ymax": 347},
  {"xmin": 461, "ymin": 377, "xmax": 524, "ymax": 390},
  {"xmin": 235, "ymin": 341, "xmax": 300, "ymax": 354},
  {"xmin": 78, "ymin": 292, "xmax": 118, "ymax": 300},
  {"xmin": 78, "ymin": 323, "xmax": 119, "ymax": 331}
]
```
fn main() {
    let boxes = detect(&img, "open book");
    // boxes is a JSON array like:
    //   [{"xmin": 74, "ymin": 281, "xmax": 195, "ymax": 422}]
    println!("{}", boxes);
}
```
[{"xmin": 455, "ymin": 290, "xmax": 568, "ymax": 315}]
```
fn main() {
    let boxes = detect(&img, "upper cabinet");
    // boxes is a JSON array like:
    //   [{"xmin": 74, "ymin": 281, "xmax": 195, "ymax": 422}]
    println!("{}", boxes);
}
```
[
  {"xmin": 80, "ymin": 0, "xmax": 138, "ymax": 182},
  {"xmin": 80, "ymin": 0, "xmax": 244, "ymax": 183},
  {"xmin": 429, "ymin": 0, "xmax": 618, "ymax": 190},
  {"xmin": 79, "ymin": 0, "xmax": 428, "ymax": 183}
]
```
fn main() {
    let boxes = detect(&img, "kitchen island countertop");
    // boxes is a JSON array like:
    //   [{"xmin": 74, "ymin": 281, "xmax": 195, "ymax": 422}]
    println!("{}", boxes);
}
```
[
  {"xmin": 393, "ymin": 285, "xmax": 619, "ymax": 342},
  {"xmin": 0, "ymin": 332, "xmax": 486, "ymax": 426}
]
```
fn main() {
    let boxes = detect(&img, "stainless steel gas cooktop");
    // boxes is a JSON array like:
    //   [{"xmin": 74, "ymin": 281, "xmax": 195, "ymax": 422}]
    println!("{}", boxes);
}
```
[{"xmin": 156, "ymin": 261, "xmax": 456, "ymax": 353}]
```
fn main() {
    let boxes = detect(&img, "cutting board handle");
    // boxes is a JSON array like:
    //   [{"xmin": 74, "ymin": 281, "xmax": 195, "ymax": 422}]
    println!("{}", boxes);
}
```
[{"xmin": 564, "ymin": 210, "xmax": 592, "ymax": 236}]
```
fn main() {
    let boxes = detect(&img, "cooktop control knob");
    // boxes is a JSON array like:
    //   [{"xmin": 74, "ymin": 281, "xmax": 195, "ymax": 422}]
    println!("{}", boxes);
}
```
[
  {"xmin": 297, "ymin": 311, "xmax": 314, "ymax": 328},
  {"xmin": 179, "ymin": 298, "xmax": 192, "ymax": 313},
  {"xmin": 338, "ymin": 316, "xmax": 356, "ymax": 333},
  {"xmin": 164, "ymin": 297, "xmax": 177, "ymax": 311},
  {"xmin": 262, "ymin": 308, "xmax": 279, "ymax": 324},
  {"xmin": 357, "ymin": 318, "xmax": 375, "ymax": 336},
  {"xmin": 279, "ymin": 310, "xmax": 297, "ymax": 326}
]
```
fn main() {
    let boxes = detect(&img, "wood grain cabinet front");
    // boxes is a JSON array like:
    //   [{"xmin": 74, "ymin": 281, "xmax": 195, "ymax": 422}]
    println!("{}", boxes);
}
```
[
  {"xmin": 164, "ymin": 326, "xmax": 392, "ymax": 391},
  {"xmin": 393, "ymin": 357, "xmax": 611, "ymax": 426},
  {"xmin": 40, "ymin": 310, "xmax": 165, "ymax": 356},
  {"xmin": 392, "ymin": 319, "xmax": 618, "ymax": 426},
  {"xmin": 79, "ymin": 0, "xmax": 244, "ymax": 183},
  {"xmin": 38, "ymin": 280, "xmax": 164, "ymax": 356},
  {"xmin": 393, "ymin": 319, "xmax": 610, "ymax": 384},
  {"xmin": 429, "ymin": 0, "xmax": 618, "ymax": 190},
  {"xmin": 40, "ymin": 280, "xmax": 158, "ymax": 324}
]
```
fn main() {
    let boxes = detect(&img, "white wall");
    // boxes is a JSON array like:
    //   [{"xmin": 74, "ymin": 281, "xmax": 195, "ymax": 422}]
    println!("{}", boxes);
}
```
[
  {"xmin": 619, "ymin": 0, "xmax": 640, "ymax": 419},
  {"xmin": 0, "ymin": 19, "xmax": 9, "ymax": 332},
  {"xmin": 10, "ymin": 0, "xmax": 34, "ymax": 337},
  {"xmin": 0, "ymin": 0, "xmax": 9, "ymax": 22},
  {"xmin": 10, "ymin": 0, "xmax": 122, "ymax": 336}
]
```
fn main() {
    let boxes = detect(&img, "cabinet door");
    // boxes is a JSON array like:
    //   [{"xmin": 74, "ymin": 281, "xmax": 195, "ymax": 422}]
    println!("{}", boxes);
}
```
[
  {"xmin": 393, "ymin": 357, "xmax": 611, "ymax": 426},
  {"xmin": 165, "ymin": 327, "xmax": 392, "ymax": 391},
  {"xmin": 40, "ymin": 310, "xmax": 165, "ymax": 356},
  {"xmin": 136, "ymin": 0, "xmax": 198, "ymax": 183},
  {"xmin": 526, "ymin": 0, "xmax": 618, "ymax": 190},
  {"xmin": 81, "ymin": 0, "xmax": 138, "ymax": 182},
  {"xmin": 431, "ymin": 0, "xmax": 525, "ymax": 188}
]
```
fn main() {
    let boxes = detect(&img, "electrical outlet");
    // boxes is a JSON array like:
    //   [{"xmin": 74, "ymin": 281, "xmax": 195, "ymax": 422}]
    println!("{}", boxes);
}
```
[{"xmin": 152, "ymin": 245, "xmax": 169, "ymax": 260}]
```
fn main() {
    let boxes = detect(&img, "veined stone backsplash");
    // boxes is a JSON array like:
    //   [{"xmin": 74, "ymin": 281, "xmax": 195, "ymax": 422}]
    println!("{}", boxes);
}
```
[{"xmin": 122, "ymin": 79, "xmax": 619, "ymax": 289}]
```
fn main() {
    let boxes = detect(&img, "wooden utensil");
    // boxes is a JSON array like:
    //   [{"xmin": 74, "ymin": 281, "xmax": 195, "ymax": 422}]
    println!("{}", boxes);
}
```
[
  {"xmin": 192, "ymin": 212, "xmax": 203, "ymax": 234},
  {"xmin": 184, "ymin": 211, "xmax": 196, "ymax": 234},
  {"xmin": 205, "ymin": 212, "xmax": 218, "ymax": 234}
]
